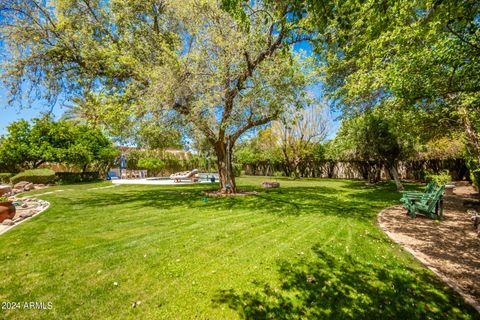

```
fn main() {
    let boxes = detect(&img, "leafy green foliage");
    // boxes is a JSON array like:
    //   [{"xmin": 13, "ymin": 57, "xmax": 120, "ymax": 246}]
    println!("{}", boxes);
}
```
[
  {"xmin": 469, "ymin": 168, "xmax": 480, "ymax": 189},
  {"xmin": 0, "ymin": 0, "xmax": 176, "ymax": 111},
  {"xmin": 303, "ymin": 0, "xmax": 480, "ymax": 170},
  {"xmin": 137, "ymin": 158, "xmax": 165, "ymax": 176},
  {"xmin": 0, "ymin": 173, "xmax": 12, "ymax": 184},
  {"xmin": 424, "ymin": 170, "xmax": 452, "ymax": 186},
  {"xmin": 135, "ymin": 125, "xmax": 184, "ymax": 150},
  {"xmin": 232, "ymin": 163, "xmax": 242, "ymax": 177},
  {"xmin": 235, "ymin": 128, "xmax": 283, "ymax": 166},
  {"xmin": 10, "ymin": 169, "xmax": 56, "ymax": 185},
  {"xmin": 333, "ymin": 112, "xmax": 403, "ymax": 163},
  {"xmin": 332, "ymin": 110, "xmax": 411, "ymax": 188},
  {"xmin": 0, "ymin": 117, "xmax": 118, "ymax": 173},
  {"xmin": 419, "ymin": 136, "xmax": 465, "ymax": 160},
  {"xmin": 306, "ymin": 0, "xmax": 479, "ymax": 112},
  {"xmin": 124, "ymin": 149, "xmax": 208, "ymax": 176},
  {"xmin": 55, "ymin": 172, "xmax": 100, "ymax": 184}
]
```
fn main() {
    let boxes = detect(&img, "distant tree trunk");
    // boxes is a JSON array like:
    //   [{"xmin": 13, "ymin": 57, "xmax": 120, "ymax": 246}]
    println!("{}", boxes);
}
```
[
  {"xmin": 367, "ymin": 161, "xmax": 381, "ymax": 184},
  {"xmin": 388, "ymin": 162, "xmax": 404, "ymax": 191},
  {"xmin": 215, "ymin": 141, "xmax": 236, "ymax": 193},
  {"xmin": 326, "ymin": 161, "xmax": 335, "ymax": 178},
  {"xmin": 292, "ymin": 156, "xmax": 301, "ymax": 179},
  {"xmin": 459, "ymin": 106, "xmax": 480, "ymax": 164}
]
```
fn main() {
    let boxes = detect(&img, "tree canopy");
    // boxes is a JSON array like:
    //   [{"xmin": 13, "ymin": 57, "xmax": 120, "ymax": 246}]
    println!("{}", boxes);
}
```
[
  {"xmin": 305, "ymin": 0, "xmax": 480, "ymax": 172},
  {"xmin": 1, "ymin": 0, "xmax": 319, "ymax": 192},
  {"xmin": 0, "ymin": 116, "xmax": 118, "ymax": 173}
]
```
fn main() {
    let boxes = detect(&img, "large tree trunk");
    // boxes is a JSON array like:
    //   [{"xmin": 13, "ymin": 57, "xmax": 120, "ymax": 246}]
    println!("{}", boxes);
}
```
[
  {"xmin": 215, "ymin": 141, "xmax": 236, "ymax": 193},
  {"xmin": 388, "ymin": 162, "xmax": 404, "ymax": 191}
]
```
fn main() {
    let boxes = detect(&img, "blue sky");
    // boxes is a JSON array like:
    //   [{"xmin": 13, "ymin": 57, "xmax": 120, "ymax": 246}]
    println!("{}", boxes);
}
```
[{"xmin": 0, "ymin": 86, "xmax": 65, "ymax": 135}]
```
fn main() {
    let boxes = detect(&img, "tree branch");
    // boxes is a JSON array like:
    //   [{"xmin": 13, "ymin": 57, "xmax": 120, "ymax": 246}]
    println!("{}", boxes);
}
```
[
  {"xmin": 231, "ymin": 113, "xmax": 279, "ymax": 144},
  {"xmin": 446, "ymin": 22, "xmax": 480, "ymax": 52},
  {"xmin": 81, "ymin": 0, "xmax": 118, "ymax": 44},
  {"xmin": 220, "ymin": 20, "xmax": 287, "ymax": 138}
]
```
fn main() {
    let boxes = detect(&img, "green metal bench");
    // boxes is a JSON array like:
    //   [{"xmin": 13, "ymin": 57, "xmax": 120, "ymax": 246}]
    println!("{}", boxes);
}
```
[{"xmin": 403, "ymin": 185, "xmax": 445, "ymax": 220}]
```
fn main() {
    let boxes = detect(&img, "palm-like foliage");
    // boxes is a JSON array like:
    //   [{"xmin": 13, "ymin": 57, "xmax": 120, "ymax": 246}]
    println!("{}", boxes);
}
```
[{"xmin": 61, "ymin": 93, "xmax": 102, "ymax": 129}]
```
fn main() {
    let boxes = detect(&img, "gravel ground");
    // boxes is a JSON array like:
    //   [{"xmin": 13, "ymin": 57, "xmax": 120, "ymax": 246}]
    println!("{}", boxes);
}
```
[{"xmin": 378, "ymin": 184, "xmax": 480, "ymax": 311}]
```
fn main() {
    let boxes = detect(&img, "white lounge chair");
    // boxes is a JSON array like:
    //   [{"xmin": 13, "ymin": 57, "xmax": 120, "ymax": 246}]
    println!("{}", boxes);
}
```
[{"xmin": 170, "ymin": 169, "xmax": 199, "ymax": 182}]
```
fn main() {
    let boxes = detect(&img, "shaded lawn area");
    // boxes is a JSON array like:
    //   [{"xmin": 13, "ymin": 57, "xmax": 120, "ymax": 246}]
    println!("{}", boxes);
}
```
[{"xmin": 0, "ymin": 177, "xmax": 477, "ymax": 319}]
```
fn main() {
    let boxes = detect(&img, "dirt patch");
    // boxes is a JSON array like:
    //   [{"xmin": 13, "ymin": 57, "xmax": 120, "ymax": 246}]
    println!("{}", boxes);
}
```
[{"xmin": 378, "ymin": 184, "xmax": 480, "ymax": 311}]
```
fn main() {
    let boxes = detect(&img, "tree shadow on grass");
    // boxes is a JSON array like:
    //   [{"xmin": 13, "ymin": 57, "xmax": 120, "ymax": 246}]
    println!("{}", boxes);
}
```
[
  {"xmin": 49, "ymin": 181, "xmax": 405, "ymax": 222},
  {"xmin": 213, "ymin": 245, "xmax": 479, "ymax": 320}
]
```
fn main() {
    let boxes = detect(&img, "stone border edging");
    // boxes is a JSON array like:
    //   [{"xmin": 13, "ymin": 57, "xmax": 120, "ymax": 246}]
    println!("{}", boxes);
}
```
[
  {"xmin": 0, "ymin": 198, "xmax": 51, "ymax": 236},
  {"xmin": 377, "ymin": 205, "xmax": 480, "ymax": 313}
]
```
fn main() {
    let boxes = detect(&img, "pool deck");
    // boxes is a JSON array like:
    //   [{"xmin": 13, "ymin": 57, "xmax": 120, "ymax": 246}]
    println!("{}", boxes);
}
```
[{"xmin": 111, "ymin": 179, "xmax": 215, "ymax": 185}]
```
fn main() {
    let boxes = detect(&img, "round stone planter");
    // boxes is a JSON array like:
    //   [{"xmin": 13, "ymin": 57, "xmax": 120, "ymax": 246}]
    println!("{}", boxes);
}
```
[{"xmin": 0, "ymin": 201, "xmax": 15, "ymax": 223}]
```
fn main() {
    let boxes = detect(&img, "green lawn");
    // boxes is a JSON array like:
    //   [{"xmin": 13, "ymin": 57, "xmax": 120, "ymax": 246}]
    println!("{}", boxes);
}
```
[{"xmin": 0, "ymin": 177, "xmax": 477, "ymax": 319}]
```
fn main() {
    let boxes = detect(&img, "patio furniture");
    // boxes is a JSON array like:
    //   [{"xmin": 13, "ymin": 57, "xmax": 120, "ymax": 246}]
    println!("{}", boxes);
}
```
[
  {"xmin": 402, "ymin": 185, "xmax": 445, "ymax": 220},
  {"xmin": 400, "ymin": 181, "xmax": 436, "ymax": 204},
  {"xmin": 170, "ymin": 169, "xmax": 199, "ymax": 182},
  {"xmin": 106, "ymin": 171, "xmax": 120, "ymax": 180}
]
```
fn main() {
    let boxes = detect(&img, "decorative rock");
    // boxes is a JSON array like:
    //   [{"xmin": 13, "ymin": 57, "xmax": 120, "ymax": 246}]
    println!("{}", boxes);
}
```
[
  {"xmin": 21, "ymin": 203, "xmax": 28, "ymax": 208},
  {"xmin": 2, "ymin": 219, "xmax": 14, "ymax": 226},
  {"xmin": 0, "ymin": 185, "xmax": 12, "ymax": 196},
  {"xmin": 0, "ymin": 198, "xmax": 50, "ymax": 234},
  {"xmin": 19, "ymin": 212, "xmax": 33, "ymax": 219},
  {"xmin": 13, "ymin": 181, "xmax": 30, "ymax": 189},
  {"xmin": 471, "ymin": 210, "xmax": 480, "ymax": 229},
  {"xmin": 34, "ymin": 184, "xmax": 46, "ymax": 189},
  {"xmin": 24, "ymin": 183, "xmax": 34, "ymax": 191},
  {"xmin": 262, "ymin": 181, "xmax": 280, "ymax": 188}
]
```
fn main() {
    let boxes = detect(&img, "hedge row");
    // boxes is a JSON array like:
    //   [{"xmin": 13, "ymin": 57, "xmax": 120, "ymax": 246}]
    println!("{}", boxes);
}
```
[
  {"xmin": 0, "ymin": 173, "xmax": 12, "ymax": 184},
  {"xmin": 11, "ymin": 169, "xmax": 57, "ymax": 185},
  {"xmin": 4, "ymin": 170, "xmax": 101, "ymax": 185},
  {"xmin": 55, "ymin": 172, "xmax": 100, "ymax": 184}
]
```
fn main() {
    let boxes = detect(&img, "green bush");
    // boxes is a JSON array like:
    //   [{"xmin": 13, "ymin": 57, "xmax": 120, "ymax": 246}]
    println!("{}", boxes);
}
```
[
  {"xmin": 0, "ymin": 173, "xmax": 12, "ymax": 184},
  {"xmin": 11, "ymin": 169, "xmax": 57, "ymax": 185},
  {"xmin": 233, "ymin": 163, "xmax": 242, "ymax": 177},
  {"xmin": 470, "ymin": 168, "xmax": 480, "ymax": 189},
  {"xmin": 274, "ymin": 171, "xmax": 283, "ymax": 178},
  {"xmin": 138, "ymin": 158, "xmax": 164, "ymax": 171},
  {"xmin": 424, "ymin": 170, "xmax": 451, "ymax": 186},
  {"xmin": 56, "ymin": 172, "xmax": 100, "ymax": 184}
]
